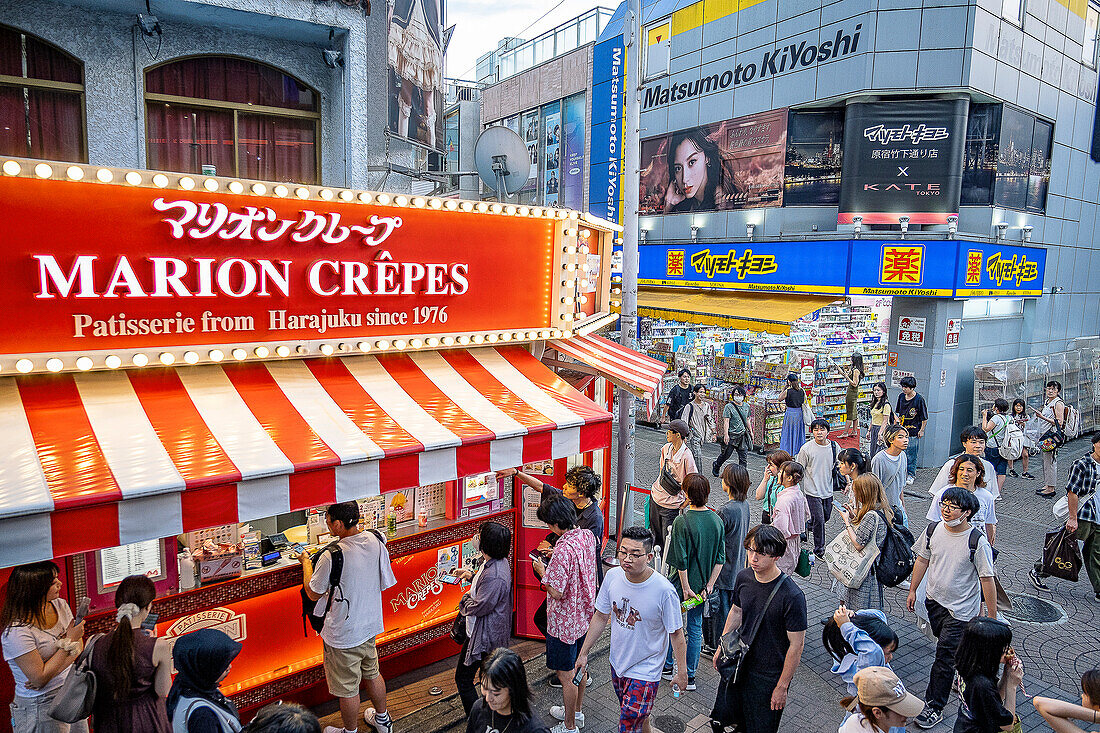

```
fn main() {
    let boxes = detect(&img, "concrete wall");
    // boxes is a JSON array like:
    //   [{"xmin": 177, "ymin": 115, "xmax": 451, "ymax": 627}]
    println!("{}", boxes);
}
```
[{"xmin": 1, "ymin": 0, "xmax": 427, "ymax": 191}]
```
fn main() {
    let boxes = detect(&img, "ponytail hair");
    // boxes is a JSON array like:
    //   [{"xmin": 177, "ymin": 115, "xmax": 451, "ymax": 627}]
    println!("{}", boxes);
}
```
[{"xmin": 107, "ymin": 575, "xmax": 156, "ymax": 700}]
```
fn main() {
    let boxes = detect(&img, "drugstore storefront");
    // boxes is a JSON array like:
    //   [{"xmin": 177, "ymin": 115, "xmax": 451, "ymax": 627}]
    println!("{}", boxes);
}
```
[{"xmin": 0, "ymin": 160, "xmax": 666, "ymax": 724}]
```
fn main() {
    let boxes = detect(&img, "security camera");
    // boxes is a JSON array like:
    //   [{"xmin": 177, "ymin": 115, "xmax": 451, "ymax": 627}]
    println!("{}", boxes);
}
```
[
  {"xmin": 137, "ymin": 13, "xmax": 161, "ymax": 37},
  {"xmin": 322, "ymin": 49, "xmax": 344, "ymax": 68}
]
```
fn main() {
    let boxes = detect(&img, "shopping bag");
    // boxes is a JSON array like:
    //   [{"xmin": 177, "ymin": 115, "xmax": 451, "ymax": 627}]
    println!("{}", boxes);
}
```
[
  {"xmin": 824, "ymin": 529, "xmax": 880, "ymax": 589},
  {"xmin": 795, "ymin": 548, "xmax": 813, "ymax": 578},
  {"xmin": 1041, "ymin": 526, "xmax": 1082, "ymax": 582}
]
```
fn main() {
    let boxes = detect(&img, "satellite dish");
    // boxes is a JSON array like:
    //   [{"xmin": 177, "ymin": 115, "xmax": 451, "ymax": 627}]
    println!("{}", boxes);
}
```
[{"xmin": 474, "ymin": 126, "xmax": 531, "ymax": 198}]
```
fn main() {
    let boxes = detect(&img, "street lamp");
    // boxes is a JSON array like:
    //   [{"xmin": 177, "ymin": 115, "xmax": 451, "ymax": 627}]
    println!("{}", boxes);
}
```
[
  {"xmin": 899, "ymin": 216, "xmax": 910, "ymax": 235},
  {"xmin": 1022, "ymin": 225, "xmax": 1033, "ymax": 242},
  {"xmin": 852, "ymin": 215, "xmax": 862, "ymax": 238},
  {"xmin": 746, "ymin": 222, "xmax": 756, "ymax": 240},
  {"xmin": 996, "ymin": 222, "xmax": 1008, "ymax": 240},
  {"xmin": 947, "ymin": 214, "xmax": 958, "ymax": 239}
]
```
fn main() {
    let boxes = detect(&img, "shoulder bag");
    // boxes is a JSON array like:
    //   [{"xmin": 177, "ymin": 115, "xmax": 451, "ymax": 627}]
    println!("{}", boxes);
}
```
[
  {"xmin": 735, "ymin": 403, "xmax": 753, "ymax": 451},
  {"xmin": 800, "ymin": 390, "xmax": 814, "ymax": 425},
  {"xmin": 830, "ymin": 440, "xmax": 846, "ymax": 493},
  {"xmin": 659, "ymin": 449, "xmax": 682, "ymax": 494},
  {"xmin": 48, "ymin": 633, "xmax": 103, "ymax": 723},
  {"xmin": 824, "ymin": 513, "xmax": 881, "ymax": 589},
  {"xmin": 716, "ymin": 575, "xmax": 788, "ymax": 683}
]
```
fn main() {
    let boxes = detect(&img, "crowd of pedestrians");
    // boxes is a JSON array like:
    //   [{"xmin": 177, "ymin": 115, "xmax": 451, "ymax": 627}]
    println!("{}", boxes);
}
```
[{"xmin": 3, "ymin": 372, "xmax": 1100, "ymax": 733}]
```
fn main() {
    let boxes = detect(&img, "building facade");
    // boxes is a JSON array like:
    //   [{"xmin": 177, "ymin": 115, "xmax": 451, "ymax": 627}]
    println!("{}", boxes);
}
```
[
  {"xmin": 0, "ymin": 0, "xmax": 444, "ymax": 192},
  {"xmin": 591, "ymin": 0, "xmax": 1100, "ymax": 463}
]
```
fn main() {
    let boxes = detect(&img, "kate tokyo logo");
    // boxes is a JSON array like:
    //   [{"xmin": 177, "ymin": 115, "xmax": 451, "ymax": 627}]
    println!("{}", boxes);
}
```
[
  {"xmin": 862, "ymin": 124, "xmax": 949, "ymax": 146},
  {"xmin": 642, "ymin": 25, "xmax": 861, "ymax": 110}
]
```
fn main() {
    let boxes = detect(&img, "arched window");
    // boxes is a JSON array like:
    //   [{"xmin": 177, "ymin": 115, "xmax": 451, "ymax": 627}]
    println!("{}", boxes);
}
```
[
  {"xmin": 145, "ymin": 56, "xmax": 320, "ymax": 184},
  {"xmin": 0, "ymin": 25, "xmax": 85, "ymax": 162}
]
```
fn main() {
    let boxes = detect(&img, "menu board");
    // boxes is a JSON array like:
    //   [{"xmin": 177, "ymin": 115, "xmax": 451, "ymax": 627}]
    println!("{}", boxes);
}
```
[
  {"xmin": 98, "ymin": 539, "xmax": 165, "ymax": 591},
  {"xmin": 464, "ymin": 473, "xmax": 499, "ymax": 505}
]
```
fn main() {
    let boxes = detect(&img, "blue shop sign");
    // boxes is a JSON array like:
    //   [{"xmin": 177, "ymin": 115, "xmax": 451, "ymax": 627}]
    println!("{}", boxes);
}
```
[
  {"xmin": 638, "ymin": 241, "xmax": 848, "ymax": 295},
  {"xmin": 954, "ymin": 241, "xmax": 1046, "ymax": 297}
]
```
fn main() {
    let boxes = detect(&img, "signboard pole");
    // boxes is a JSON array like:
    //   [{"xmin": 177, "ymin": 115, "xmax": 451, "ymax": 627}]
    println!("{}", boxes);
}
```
[{"xmin": 616, "ymin": 0, "xmax": 642, "ymax": 557}]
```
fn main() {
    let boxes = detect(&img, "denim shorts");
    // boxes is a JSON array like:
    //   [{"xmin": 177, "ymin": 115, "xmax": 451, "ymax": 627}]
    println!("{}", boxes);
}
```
[
  {"xmin": 545, "ymin": 632, "xmax": 582, "ymax": 671},
  {"xmin": 985, "ymin": 446, "xmax": 1008, "ymax": 476}
]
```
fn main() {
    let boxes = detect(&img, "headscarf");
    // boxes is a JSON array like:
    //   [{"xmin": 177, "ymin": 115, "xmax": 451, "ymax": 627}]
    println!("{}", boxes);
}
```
[{"xmin": 166, "ymin": 628, "xmax": 242, "ymax": 719}]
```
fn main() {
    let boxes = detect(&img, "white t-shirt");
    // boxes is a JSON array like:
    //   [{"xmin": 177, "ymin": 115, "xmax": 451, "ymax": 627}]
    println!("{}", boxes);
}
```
[
  {"xmin": 931, "ymin": 455, "xmax": 1000, "ymax": 499},
  {"xmin": 871, "ymin": 450, "xmax": 908, "ymax": 509},
  {"xmin": 1, "ymin": 599, "xmax": 73, "ymax": 697},
  {"xmin": 796, "ymin": 439, "xmax": 836, "ymax": 499},
  {"xmin": 309, "ymin": 531, "xmax": 397, "ymax": 649},
  {"xmin": 926, "ymin": 486, "xmax": 998, "ymax": 528},
  {"xmin": 914, "ymin": 522, "xmax": 995, "ymax": 621},
  {"xmin": 839, "ymin": 712, "xmax": 906, "ymax": 733},
  {"xmin": 595, "ymin": 567, "xmax": 683, "ymax": 682}
]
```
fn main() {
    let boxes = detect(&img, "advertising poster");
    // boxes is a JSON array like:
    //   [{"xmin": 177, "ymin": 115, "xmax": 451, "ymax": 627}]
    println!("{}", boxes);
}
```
[
  {"xmin": 838, "ymin": 98, "xmax": 968, "ymax": 224},
  {"xmin": 543, "ymin": 102, "xmax": 561, "ymax": 206},
  {"xmin": 784, "ymin": 109, "xmax": 844, "ymax": 205},
  {"xmin": 387, "ymin": 0, "xmax": 444, "ymax": 149},
  {"xmin": 994, "ymin": 107, "xmax": 1053, "ymax": 213},
  {"xmin": 561, "ymin": 94, "xmax": 585, "ymax": 210},
  {"xmin": 955, "ymin": 242, "xmax": 1046, "ymax": 297},
  {"xmin": 639, "ymin": 108, "xmax": 787, "ymax": 215},
  {"xmin": 521, "ymin": 110, "xmax": 539, "ymax": 193}
]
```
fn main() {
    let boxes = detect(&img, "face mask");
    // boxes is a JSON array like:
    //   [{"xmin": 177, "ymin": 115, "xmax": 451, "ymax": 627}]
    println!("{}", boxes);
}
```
[
  {"xmin": 944, "ymin": 517, "xmax": 965, "ymax": 527},
  {"xmin": 733, "ymin": 395, "xmax": 744, "ymax": 404}
]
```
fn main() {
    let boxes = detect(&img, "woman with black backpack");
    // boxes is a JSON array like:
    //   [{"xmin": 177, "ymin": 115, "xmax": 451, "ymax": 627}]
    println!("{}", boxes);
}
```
[{"xmin": 835, "ymin": 475, "xmax": 893, "ymax": 610}]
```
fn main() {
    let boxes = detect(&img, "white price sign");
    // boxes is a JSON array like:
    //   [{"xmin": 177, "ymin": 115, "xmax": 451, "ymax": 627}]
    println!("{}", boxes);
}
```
[
  {"xmin": 897, "ymin": 316, "xmax": 926, "ymax": 347},
  {"xmin": 891, "ymin": 369, "xmax": 916, "ymax": 388}
]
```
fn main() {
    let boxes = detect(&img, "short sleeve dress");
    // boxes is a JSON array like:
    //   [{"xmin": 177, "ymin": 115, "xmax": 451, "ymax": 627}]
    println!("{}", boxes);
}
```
[{"xmin": 90, "ymin": 629, "xmax": 170, "ymax": 733}]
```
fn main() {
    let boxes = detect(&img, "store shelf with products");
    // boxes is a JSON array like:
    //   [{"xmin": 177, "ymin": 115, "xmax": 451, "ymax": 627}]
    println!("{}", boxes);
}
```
[{"xmin": 639, "ymin": 300, "xmax": 891, "ymax": 441}]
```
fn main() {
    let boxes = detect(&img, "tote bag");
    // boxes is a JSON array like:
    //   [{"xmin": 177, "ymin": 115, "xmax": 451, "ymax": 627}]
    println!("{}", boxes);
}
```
[{"xmin": 824, "ymin": 525, "xmax": 881, "ymax": 588}]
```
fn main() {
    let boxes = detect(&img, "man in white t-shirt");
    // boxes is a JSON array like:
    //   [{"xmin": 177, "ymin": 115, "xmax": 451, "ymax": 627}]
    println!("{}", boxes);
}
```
[
  {"xmin": 925, "ymin": 454, "xmax": 998, "ymax": 545},
  {"xmin": 575, "ymin": 526, "xmax": 686, "ymax": 733},
  {"xmin": 300, "ymin": 501, "xmax": 397, "ymax": 733},
  {"xmin": 796, "ymin": 419, "xmax": 837, "ymax": 558},
  {"xmin": 928, "ymin": 426, "xmax": 1000, "ymax": 500}
]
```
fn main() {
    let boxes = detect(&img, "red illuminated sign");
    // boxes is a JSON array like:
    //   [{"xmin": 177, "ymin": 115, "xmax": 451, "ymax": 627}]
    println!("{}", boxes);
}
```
[{"xmin": 0, "ymin": 176, "xmax": 562, "ymax": 357}]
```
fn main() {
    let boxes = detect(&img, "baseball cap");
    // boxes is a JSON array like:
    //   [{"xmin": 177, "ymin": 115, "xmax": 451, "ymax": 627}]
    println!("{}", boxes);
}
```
[
  {"xmin": 847, "ymin": 667, "xmax": 924, "ymax": 718},
  {"xmin": 667, "ymin": 419, "xmax": 690, "ymax": 438}
]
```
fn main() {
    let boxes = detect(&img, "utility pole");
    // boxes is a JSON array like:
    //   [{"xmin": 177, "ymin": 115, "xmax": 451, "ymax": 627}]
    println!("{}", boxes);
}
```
[{"xmin": 615, "ymin": 0, "xmax": 642, "ymax": 546}]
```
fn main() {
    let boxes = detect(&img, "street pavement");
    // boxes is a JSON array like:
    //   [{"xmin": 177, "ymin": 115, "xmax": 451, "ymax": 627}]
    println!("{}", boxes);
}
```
[{"xmin": 394, "ymin": 429, "xmax": 1099, "ymax": 733}]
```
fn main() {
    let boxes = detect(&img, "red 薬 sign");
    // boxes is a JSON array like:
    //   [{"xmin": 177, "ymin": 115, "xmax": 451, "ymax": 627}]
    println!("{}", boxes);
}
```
[{"xmin": 0, "ymin": 176, "xmax": 564, "ymax": 358}]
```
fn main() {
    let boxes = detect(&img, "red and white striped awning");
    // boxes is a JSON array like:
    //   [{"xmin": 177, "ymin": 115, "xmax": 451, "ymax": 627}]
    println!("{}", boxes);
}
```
[
  {"xmin": 0, "ymin": 346, "xmax": 610, "ymax": 568},
  {"xmin": 548, "ymin": 334, "xmax": 668, "ymax": 418}
]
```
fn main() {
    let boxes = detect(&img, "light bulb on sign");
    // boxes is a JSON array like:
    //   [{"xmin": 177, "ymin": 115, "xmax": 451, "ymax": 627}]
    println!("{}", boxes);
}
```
[
  {"xmin": 15, "ymin": 359, "xmax": 34, "ymax": 373},
  {"xmin": 153, "ymin": 174, "xmax": 169, "ymax": 188},
  {"xmin": 67, "ymin": 166, "xmax": 85, "ymax": 181},
  {"xmin": 159, "ymin": 352, "xmax": 176, "ymax": 365},
  {"xmin": 276, "ymin": 345, "xmax": 291, "ymax": 357},
  {"xmin": 76, "ymin": 357, "xmax": 93, "ymax": 371},
  {"xmin": 35, "ymin": 163, "xmax": 54, "ymax": 179},
  {"xmin": 204, "ymin": 178, "xmax": 220, "ymax": 192},
  {"xmin": 339, "ymin": 190, "xmax": 354, "ymax": 202},
  {"xmin": 375, "ymin": 340, "xmax": 390, "ymax": 350},
  {"xmin": 97, "ymin": 168, "xmax": 114, "ymax": 183},
  {"xmin": 231, "ymin": 349, "xmax": 247, "ymax": 361},
  {"xmin": 319, "ymin": 189, "xmax": 334, "ymax": 200},
  {"xmin": 209, "ymin": 349, "xmax": 225, "ymax": 362},
  {"xmin": 320, "ymin": 344, "xmax": 335, "ymax": 356},
  {"xmin": 105, "ymin": 355, "xmax": 122, "ymax": 369},
  {"xmin": 357, "ymin": 342, "xmax": 371, "ymax": 352},
  {"xmin": 2, "ymin": 160, "xmax": 21, "ymax": 176},
  {"xmin": 132, "ymin": 354, "xmax": 149, "ymax": 367},
  {"xmin": 254, "ymin": 346, "xmax": 269, "ymax": 358},
  {"xmin": 228, "ymin": 181, "xmax": 244, "ymax": 194},
  {"xmin": 46, "ymin": 358, "xmax": 63, "ymax": 372},
  {"xmin": 580, "ymin": 279, "xmax": 590, "ymax": 289},
  {"xmin": 393, "ymin": 339, "xmax": 407, "ymax": 350},
  {"xmin": 442, "ymin": 336, "xmax": 455, "ymax": 346},
  {"xmin": 183, "ymin": 351, "xmax": 199, "ymax": 364}
]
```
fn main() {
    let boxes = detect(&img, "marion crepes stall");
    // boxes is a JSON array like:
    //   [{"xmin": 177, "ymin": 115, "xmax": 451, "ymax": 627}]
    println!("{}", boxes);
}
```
[{"xmin": 0, "ymin": 159, "xmax": 666, "ymax": 724}]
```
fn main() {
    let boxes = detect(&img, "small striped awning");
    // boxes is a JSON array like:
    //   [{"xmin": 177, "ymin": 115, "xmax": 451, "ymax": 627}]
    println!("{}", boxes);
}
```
[
  {"xmin": 548, "ymin": 334, "xmax": 668, "ymax": 417},
  {"xmin": 0, "ymin": 346, "xmax": 610, "ymax": 568}
]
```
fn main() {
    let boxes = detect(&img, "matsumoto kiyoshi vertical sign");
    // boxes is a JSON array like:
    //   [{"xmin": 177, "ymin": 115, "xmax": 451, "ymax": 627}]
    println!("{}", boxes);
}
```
[
  {"xmin": 589, "ymin": 38, "xmax": 625, "ymax": 223},
  {"xmin": 838, "ymin": 98, "xmax": 968, "ymax": 225}
]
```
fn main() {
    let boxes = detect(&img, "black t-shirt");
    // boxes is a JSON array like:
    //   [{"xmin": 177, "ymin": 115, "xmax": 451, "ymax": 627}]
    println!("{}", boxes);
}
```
[
  {"xmin": 466, "ymin": 698, "xmax": 550, "ymax": 733},
  {"xmin": 540, "ymin": 482, "xmax": 604, "ymax": 582},
  {"xmin": 955, "ymin": 674, "xmax": 1013, "ymax": 733},
  {"xmin": 784, "ymin": 388, "xmax": 805, "ymax": 408},
  {"xmin": 668, "ymin": 385, "xmax": 693, "ymax": 420},
  {"xmin": 896, "ymin": 393, "xmax": 929, "ymax": 436},
  {"xmin": 730, "ymin": 568, "xmax": 807, "ymax": 675}
]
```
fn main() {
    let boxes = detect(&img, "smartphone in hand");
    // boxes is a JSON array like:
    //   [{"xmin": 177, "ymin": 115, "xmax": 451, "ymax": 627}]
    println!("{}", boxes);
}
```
[
  {"xmin": 74, "ymin": 596, "xmax": 91, "ymax": 624},
  {"xmin": 437, "ymin": 574, "xmax": 461, "ymax": 585}
]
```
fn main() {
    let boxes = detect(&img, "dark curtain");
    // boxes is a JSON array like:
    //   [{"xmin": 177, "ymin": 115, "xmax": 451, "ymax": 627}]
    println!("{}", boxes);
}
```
[
  {"xmin": 0, "ymin": 25, "xmax": 84, "ymax": 160},
  {"xmin": 238, "ymin": 113, "xmax": 317, "ymax": 184},
  {"xmin": 146, "ymin": 103, "xmax": 234, "ymax": 177},
  {"xmin": 146, "ymin": 57, "xmax": 315, "ymax": 111}
]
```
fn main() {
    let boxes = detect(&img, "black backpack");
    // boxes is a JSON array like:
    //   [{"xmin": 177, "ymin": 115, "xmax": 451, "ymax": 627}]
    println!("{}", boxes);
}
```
[
  {"xmin": 301, "ymin": 529, "xmax": 386, "ymax": 635},
  {"xmin": 873, "ymin": 511, "xmax": 916, "ymax": 587}
]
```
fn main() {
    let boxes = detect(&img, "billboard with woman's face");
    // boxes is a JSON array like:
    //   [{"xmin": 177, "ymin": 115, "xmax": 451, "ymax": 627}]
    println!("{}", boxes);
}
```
[
  {"xmin": 388, "ymin": 0, "xmax": 444, "ymax": 149},
  {"xmin": 639, "ymin": 108, "xmax": 788, "ymax": 215}
]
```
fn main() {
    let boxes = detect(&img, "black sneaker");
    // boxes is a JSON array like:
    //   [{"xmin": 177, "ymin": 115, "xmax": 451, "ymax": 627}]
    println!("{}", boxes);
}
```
[
  {"xmin": 662, "ymin": 664, "xmax": 675, "ymax": 680},
  {"xmin": 1022, "ymin": 472, "xmax": 1036, "ymax": 479},
  {"xmin": 686, "ymin": 676, "xmax": 697, "ymax": 691},
  {"xmin": 914, "ymin": 708, "xmax": 943, "ymax": 729},
  {"xmin": 1094, "ymin": 592, "xmax": 1100, "ymax": 604},
  {"xmin": 1008, "ymin": 469, "xmax": 1019, "ymax": 477},
  {"xmin": 548, "ymin": 674, "xmax": 562, "ymax": 688},
  {"xmin": 1029, "ymin": 569, "xmax": 1051, "ymax": 592}
]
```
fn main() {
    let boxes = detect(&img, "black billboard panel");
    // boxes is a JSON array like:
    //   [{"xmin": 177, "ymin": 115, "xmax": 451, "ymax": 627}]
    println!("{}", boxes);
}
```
[{"xmin": 838, "ymin": 98, "xmax": 968, "ymax": 225}]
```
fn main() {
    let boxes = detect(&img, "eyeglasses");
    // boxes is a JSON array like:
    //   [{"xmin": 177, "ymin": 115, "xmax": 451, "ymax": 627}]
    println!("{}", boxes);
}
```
[
  {"xmin": 617, "ymin": 549, "xmax": 648, "ymax": 561},
  {"xmin": 939, "ymin": 502, "xmax": 962, "ymax": 511}
]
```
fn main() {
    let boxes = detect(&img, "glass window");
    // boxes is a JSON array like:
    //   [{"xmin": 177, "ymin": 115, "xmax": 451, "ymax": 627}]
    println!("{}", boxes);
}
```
[
  {"xmin": 444, "ymin": 111, "xmax": 460, "ymax": 172},
  {"xmin": 994, "ymin": 106, "xmax": 1033, "ymax": 211},
  {"xmin": 557, "ymin": 25, "xmax": 577, "ymax": 54},
  {"xmin": 963, "ymin": 298, "xmax": 1024, "ymax": 319},
  {"xmin": 961, "ymin": 104, "xmax": 1000, "ymax": 206},
  {"xmin": 1026, "ymin": 119, "xmax": 1052, "ymax": 212},
  {"xmin": 784, "ymin": 109, "xmax": 845, "ymax": 205},
  {"xmin": 145, "ymin": 57, "xmax": 319, "ymax": 183},
  {"xmin": 580, "ymin": 14, "xmax": 596, "ymax": 43},
  {"xmin": 0, "ymin": 25, "xmax": 85, "ymax": 162},
  {"xmin": 1085, "ymin": 4, "xmax": 1100, "ymax": 65},
  {"xmin": 644, "ymin": 22, "xmax": 671, "ymax": 79},
  {"xmin": 1002, "ymin": 0, "xmax": 1024, "ymax": 25}
]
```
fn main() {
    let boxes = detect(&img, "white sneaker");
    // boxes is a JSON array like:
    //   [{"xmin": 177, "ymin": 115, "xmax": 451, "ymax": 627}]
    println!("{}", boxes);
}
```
[
  {"xmin": 550, "ymin": 707, "xmax": 585, "ymax": 727},
  {"xmin": 363, "ymin": 707, "xmax": 393, "ymax": 733},
  {"xmin": 322, "ymin": 727, "xmax": 344, "ymax": 733},
  {"xmin": 906, "ymin": 476, "xmax": 915, "ymax": 485},
  {"xmin": 897, "ymin": 580, "xmax": 911, "ymax": 590},
  {"xmin": 551, "ymin": 723, "xmax": 580, "ymax": 733}
]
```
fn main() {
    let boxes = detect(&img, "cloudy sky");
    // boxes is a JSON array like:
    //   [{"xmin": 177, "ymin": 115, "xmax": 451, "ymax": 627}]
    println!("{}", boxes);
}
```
[{"xmin": 444, "ymin": 0, "xmax": 607, "ymax": 80}]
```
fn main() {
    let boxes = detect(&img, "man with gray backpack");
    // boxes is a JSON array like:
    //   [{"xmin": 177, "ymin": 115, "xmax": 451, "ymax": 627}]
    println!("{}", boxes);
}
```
[
  {"xmin": 981, "ymin": 398, "xmax": 1022, "ymax": 495},
  {"xmin": 299, "ymin": 502, "xmax": 397, "ymax": 733}
]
